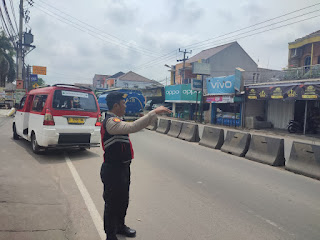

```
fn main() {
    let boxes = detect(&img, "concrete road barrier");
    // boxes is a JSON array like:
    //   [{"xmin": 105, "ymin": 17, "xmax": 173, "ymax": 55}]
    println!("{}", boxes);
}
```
[
  {"xmin": 156, "ymin": 119, "xmax": 171, "ymax": 134},
  {"xmin": 199, "ymin": 126, "xmax": 224, "ymax": 149},
  {"xmin": 167, "ymin": 120, "xmax": 183, "ymax": 138},
  {"xmin": 146, "ymin": 120, "xmax": 157, "ymax": 131},
  {"xmin": 178, "ymin": 122, "xmax": 200, "ymax": 142},
  {"xmin": 245, "ymin": 135, "xmax": 285, "ymax": 166},
  {"xmin": 285, "ymin": 142, "xmax": 320, "ymax": 180},
  {"xmin": 221, "ymin": 131, "xmax": 251, "ymax": 157}
]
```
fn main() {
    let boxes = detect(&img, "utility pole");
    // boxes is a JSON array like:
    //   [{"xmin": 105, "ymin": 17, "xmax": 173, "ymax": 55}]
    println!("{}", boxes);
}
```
[
  {"xmin": 177, "ymin": 49, "xmax": 192, "ymax": 83},
  {"xmin": 17, "ymin": 0, "xmax": 24, "ymax": 84}
]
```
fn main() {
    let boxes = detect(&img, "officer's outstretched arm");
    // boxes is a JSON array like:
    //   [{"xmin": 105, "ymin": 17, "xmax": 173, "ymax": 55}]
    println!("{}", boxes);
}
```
[{"xmin": 106, "ymin": 106, "xmax": 171, "ymax": 135}]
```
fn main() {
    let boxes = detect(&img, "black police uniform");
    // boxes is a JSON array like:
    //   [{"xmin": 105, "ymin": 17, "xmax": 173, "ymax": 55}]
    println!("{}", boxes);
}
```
[{"xmin": 100, "ymin": 114, "xmax": 133, "ymax": 237}]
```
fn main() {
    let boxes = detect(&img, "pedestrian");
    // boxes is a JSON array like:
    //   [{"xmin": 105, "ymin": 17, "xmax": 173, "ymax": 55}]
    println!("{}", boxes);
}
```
[{"xmin": 100, "ymin": 91, "xmax": 171, "ymax": 240}]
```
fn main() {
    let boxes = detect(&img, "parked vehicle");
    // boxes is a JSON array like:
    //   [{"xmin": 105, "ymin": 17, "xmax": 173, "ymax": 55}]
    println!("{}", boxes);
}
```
[
  {"xmin": 287, "ymin": 119, "xmax": 317, "ymax": 134},
  {"xmin": 98, "ymin": 88, "xmax": 145, "ymax": 120},
  {"xmin": 13, "ymin": 84, "xmax": 101, "ymax": 153}
]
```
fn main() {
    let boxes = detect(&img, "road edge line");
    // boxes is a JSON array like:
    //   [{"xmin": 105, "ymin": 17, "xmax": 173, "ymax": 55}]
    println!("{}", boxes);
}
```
[{"xmin": 64, "ymin": 152, "xmax": 105, "ymax": 240}]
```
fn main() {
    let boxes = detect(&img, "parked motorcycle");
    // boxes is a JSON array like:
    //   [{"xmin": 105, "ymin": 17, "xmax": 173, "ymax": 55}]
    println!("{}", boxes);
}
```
[{"xmin": 287, "ymin": 119, "xmax": 317, "ymax": 134}]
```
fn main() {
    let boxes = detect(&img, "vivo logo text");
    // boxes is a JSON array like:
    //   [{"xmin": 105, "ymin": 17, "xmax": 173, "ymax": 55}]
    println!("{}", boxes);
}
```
[{"xmin": 210, "ymin": 81, "xmax": 232, "ymax": 89}]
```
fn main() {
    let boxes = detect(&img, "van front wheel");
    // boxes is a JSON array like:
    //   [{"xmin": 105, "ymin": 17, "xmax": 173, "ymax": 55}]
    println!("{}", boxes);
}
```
[
  {"xmin": 31, "ymin": 133, "xmax": 41, "ymax": 154},
  {"xmin": 13, "ymin": 124, "xmax": 19, "ymax": 140}
]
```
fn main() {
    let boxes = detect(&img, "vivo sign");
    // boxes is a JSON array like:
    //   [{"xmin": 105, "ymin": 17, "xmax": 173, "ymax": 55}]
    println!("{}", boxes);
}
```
[
  {"xmin": 210, "ymin": 81, "xmax": 233, "ymax": 89},
  {"xmin": 206, "ymin": 75, "xmax": 237, "ymax": 95}
]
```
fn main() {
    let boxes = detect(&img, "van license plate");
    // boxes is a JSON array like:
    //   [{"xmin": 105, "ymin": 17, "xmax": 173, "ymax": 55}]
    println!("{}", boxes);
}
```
[{"xmin": 68, "ymin": 117, "xmax": 85, "ymax": 124}]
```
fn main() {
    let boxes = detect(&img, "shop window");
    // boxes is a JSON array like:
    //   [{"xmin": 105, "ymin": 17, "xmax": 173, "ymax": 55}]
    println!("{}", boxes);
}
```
[{"xmin": 318, "ymin": 56, "xmax": 320, "ymax": 64}]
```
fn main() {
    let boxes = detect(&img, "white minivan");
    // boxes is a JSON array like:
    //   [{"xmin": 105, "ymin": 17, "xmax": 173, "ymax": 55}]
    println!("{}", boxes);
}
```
[{"xmin": 13, "ymin": 84, "xmax": 102, "ymax": 153}]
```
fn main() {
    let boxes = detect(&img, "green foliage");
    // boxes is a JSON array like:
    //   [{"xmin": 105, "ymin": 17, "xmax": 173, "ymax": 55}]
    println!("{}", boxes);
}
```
[
  {"xmin": 0, "ymin": 31, "xmax": 16, "ymax": 87},
  {"xmin": 38, "ymin": 77, "xmax": 46, "ymax": 86}
]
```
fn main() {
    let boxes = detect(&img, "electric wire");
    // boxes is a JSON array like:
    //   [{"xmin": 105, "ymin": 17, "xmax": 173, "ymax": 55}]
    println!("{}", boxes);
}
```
[
  {"xmin": 33, "ymin": 1, "xmax": 160, "ymax": 57},
  {"xmin": 36, "ymin": 0, "xmax": 163, "ymax": 56},
  {"xmin": 2, "ymin": 0, "xmax": 16, "ymax": 36},
  {"xmin": 0, "ymin": 5, "xmax": 12, "ymax": 38},
  {"xmin": 9, "ymin": 0, "xmax": 18, "ymax": 32},
  {"xmin": 189, "ymin": 9, "xmax": 320, "ymax": 52},
  {"xmin": 133, "ymin": 13, "xmax": 320, "ymax": 71},
  {"xmin": 32, "ymin": 5, "xmax": 158, "ymax": 58},
  {"xmin": 183, "ymin": 2, "xmax": 320, "ymax": 50}
]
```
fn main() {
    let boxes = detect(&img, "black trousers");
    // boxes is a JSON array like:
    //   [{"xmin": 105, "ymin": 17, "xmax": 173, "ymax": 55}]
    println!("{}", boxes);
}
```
[{"xmin": 100, "ymin": 162, "xmax": 131, "ymax": 235}]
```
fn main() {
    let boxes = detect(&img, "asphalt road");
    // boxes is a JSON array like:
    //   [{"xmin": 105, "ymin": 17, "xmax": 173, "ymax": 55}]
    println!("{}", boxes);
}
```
[{"xmin": 1, "ymin": 116, "xmax": 320, "ymax": 240}]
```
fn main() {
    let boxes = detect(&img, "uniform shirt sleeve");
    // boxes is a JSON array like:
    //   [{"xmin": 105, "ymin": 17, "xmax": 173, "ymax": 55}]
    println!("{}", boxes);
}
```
[{"xmin": 106, "ymin": 110, "xmax": 158, "ymax": 135}]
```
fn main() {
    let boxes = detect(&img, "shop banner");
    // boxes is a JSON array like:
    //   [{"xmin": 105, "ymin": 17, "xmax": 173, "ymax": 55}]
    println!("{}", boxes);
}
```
[
  {"xmin": 206, "ymin": 95, "xmax": 234, "ymax": 103},
  {"xmin": 165, "ymin": 84, "xmax": 201, "ymax": 103},
  {"xmin": 206, "ymin": 75, "xmax": 238, "ymax": 95},
  {"xmin": 246, "ymin": 83, "xmax": 320, "ymax": 100}
]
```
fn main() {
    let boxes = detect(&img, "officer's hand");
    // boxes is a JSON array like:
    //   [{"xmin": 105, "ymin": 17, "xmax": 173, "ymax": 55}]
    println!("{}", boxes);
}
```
[{"xmin": 154, "ymin": 106, "xmax": 172, "ymax": 114}]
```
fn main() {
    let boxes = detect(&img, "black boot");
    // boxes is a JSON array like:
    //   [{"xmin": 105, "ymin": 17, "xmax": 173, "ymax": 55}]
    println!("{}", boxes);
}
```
[{"xmin": 117, "ymin": 225, "xmax": 136, "ymax": 238}]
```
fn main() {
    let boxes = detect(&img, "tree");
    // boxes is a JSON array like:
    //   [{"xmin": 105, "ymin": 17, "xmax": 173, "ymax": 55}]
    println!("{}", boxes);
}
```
[
  {"xmin": 0, "ymin": 31, "xmax": 15, "ymax": 87},
  {"xmin": 38, "ymin": 77, "xmax": 46, "ymax": 86}
]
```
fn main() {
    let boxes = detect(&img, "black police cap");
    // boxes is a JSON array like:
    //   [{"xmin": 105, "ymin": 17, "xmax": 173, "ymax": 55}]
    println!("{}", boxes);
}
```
[{"xmin": 106, "ymin": 91, "xmax": 127, "ymax": 102}]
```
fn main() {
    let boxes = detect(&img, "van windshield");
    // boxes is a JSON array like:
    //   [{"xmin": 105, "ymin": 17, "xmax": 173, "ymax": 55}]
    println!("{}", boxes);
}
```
[{"xmin": 52, "ymin": 90, "xmax": 97, "ymax": 112}]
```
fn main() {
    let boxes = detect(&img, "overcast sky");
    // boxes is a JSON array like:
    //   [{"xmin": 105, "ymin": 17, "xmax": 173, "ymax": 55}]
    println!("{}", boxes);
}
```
[{"xmin": 10, "ymin": 0, "xmax": 320, "ymax": 85}]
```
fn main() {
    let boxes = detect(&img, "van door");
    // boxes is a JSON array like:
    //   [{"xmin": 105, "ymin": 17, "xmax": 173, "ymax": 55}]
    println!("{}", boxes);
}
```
[
  {"xmin": 16, "ymin": 95, "xmax": 34, "ymax": 138},
  {"xmin": 22, "ymin": 95, "xmax": 34, "ymax": 136},
  {"xmin": 15, "ymin": 95, "xmax": 27, "ymax": 136}
]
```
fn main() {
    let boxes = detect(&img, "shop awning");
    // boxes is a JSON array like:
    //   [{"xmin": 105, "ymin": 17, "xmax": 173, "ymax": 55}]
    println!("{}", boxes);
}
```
[{"xmin": 245, "ymin": 81, "xmax": 320, "ymax": 100}]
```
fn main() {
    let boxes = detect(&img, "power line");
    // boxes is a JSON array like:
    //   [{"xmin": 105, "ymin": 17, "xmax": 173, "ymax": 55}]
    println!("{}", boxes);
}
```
[
  {"xmin": 32, "ymin": 1, "xmax": 161, "ymax": 57},
  {"xmin": 36, "ymin": 0, "xmax": 163, "ymax": 56},
  {"xmin": 132, "ymin": 11, "xmax": 320, "ymax": 72},
  {"xmin": 190, "ymin": 9, "xmax": 320, "ymax": 52},
  {"xmin": 0, "ymin": 6, "xmax": 11, "ymax": 38},
  {"xmin": 9, "ymin": 0, "xmax": 18, "ymax": 32},
  {"xmin": 132, "ymin": 4, "xmax": 320, "ymax": 72},
  {"xmin": 2, "ymin": 0, "xmax": 16, "ymax": 36},
  {"xmin": 184, "ymin": 2, "xmax": 320, "ymax": 50}
]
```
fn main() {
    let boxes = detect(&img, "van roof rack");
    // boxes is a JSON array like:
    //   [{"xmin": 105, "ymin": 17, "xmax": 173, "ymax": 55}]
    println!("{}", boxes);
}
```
[{"xmin": 52, "ymin": 84, "xmax": 92, "ymax": 91}]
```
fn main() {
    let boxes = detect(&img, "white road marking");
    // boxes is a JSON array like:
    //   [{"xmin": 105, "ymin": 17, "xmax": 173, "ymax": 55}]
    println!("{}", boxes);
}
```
[{"xmin": 65, "ymin": 152, "xmax": 105, "ymax": 240}]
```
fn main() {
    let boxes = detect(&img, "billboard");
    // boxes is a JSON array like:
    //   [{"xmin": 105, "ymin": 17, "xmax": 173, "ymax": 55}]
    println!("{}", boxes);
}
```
[
  {"xmin": 246, "ymin": 83, "xmax": 320, "ymax": 100},
  {"xmin": 32, "ymin": 66, "xmax": 47, "ymax": 75},
  {"xmin": 165, "ymin": 84, "xmax": 201, "ymax": 103},
  {"xmin": 206, "ymin": 75, "xmax": 237, "ymax": 95}
]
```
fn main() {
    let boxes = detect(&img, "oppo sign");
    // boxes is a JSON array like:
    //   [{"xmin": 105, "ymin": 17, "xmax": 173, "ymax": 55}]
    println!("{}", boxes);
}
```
[{"xmin": 166, "ymin": 90, "xmax": 180, "ymax": 95}]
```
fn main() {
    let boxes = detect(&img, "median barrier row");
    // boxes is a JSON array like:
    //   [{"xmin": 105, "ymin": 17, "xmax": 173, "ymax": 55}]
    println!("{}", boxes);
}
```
[
  {"xmin": 156, "ymin": 119, "xmax": 171, "ymax": 134},
  {"xmin": 167, "ymin": 120, "xmax": 183, "ymax": 138},
  {"xmin": 145, "ymin": 120, "xmax": 157, "ymax": 131},
  {"xmin": 147, "ymin": 118, "xmax": 319, "ymax": 181},
  {"xmin": 199, "ymin": 126, "xmax": 224, "ymax": 149}
]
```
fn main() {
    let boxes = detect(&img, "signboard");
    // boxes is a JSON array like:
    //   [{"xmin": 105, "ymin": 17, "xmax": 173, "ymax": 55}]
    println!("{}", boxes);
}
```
[
  {"xmin": 205, "ymin": 95, "xmax": 234, "ymax": 103},
  {"xmin": 165, "ymin": 84, "xmax": 201, "ymax": 103},
  {"xmin": 246, "ymin": 83, "xmax": 320, "ymax": 100},
  {"xmin": 32, "ymin": 83, "xmax": 39, "ymax": 89},
  {"xmin": 206, "ymin": 75, "xmax": 238, "ymax": 95},
  {"xmin": 32, "ymin": 66, "xmax": 47, "ymax": 75},
  {"xmin": 192, "ymin": 62, "xmax": 211, "ymax": 75},
  {"xmin": 15, "ymin": 89, "xmax": 26, "ymax": 104},
  {"xmin": 191, "ymin": 79, "xmax": 202, "ymax": 91},
  {"xmin": 30, "ymin": 74, "xmax": 38, "ymax": 82}
]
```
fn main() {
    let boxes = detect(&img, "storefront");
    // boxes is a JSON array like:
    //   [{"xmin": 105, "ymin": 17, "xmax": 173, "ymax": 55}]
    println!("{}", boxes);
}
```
[
  {"xmin": 246, "ymin": 81, "xmax": 320, "ymax": 133},
  {"xmin": 205, "ymin": 74, "xmax": 243, "ymax": 127},
  {"xmin": 165, "ymin": 84, "xmax": 202, "ymax": 120}
]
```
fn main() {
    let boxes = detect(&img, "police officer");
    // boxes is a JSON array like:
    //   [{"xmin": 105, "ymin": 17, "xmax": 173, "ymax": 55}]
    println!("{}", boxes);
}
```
[{"xmin": 100, "ymin": 92, "xmax": 171, "ymax": 240}]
